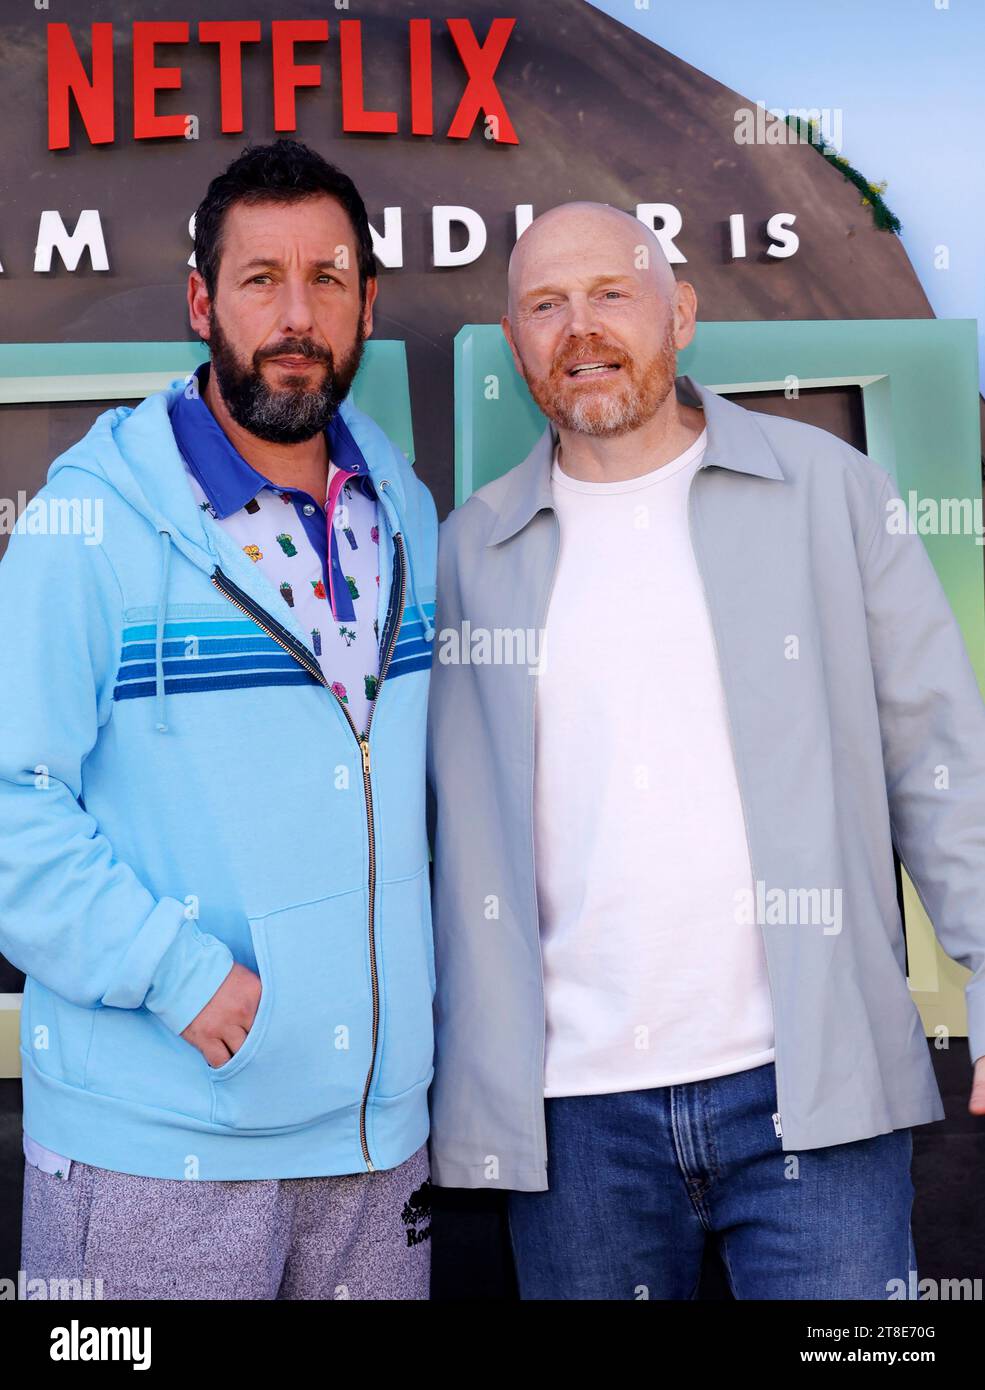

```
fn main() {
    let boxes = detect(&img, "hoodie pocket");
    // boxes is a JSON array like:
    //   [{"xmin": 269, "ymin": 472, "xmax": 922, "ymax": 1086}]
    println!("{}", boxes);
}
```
[
  {"xmin": 209, "ymin": 892, "xmax": 373, "ymax": 1131},
  {"xmin": 373, "ymin": 866, "xmax": 436, "ymax": 1098}
]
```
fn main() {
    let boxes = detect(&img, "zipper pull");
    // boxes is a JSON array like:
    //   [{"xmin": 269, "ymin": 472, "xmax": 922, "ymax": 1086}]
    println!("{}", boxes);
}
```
[
  {"xmin": 360, "ymin": 739, "xmax": 371, "ymax": 775},
  {"xmin": 772, "ymin": 1111, "xmax": 783, "ymax": 1139}
]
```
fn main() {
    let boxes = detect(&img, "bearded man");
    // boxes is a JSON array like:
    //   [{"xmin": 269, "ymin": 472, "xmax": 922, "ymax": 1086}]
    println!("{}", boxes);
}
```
[
  {"xmin": 1, "ymin": 139, "xmax": 437, "ymax": 1300},
  {"xmin": 425, "ymin": 201, "xmax": 985, "ymax": 1300}
]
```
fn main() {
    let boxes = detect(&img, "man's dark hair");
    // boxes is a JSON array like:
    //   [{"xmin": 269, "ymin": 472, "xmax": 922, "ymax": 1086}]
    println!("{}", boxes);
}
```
[{"xmin": 193, "ymin": 138, "xmax": 377, "ymax": 304}]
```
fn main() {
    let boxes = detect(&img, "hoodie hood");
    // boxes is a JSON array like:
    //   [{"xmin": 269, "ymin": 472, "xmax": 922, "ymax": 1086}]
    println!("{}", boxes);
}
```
[
  {"xmin": 47, "ymin": 383, "xmax": 222, "ymax": 733},
  {"xmin": 48, "ymin": 381, "xmax": 220, "ymax": 578}
]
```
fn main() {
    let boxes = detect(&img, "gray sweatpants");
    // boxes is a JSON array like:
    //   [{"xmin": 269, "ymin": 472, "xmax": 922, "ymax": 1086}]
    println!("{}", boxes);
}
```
[{"xmin": 20, "ymin": 1143, "xmax": 431, "ymax": 1300}]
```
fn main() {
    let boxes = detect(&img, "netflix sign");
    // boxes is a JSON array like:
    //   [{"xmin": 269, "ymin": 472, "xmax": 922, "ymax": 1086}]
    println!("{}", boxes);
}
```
[{"xmin": 46, "ymin": 17, "xmax": 519, "ymax": 148}]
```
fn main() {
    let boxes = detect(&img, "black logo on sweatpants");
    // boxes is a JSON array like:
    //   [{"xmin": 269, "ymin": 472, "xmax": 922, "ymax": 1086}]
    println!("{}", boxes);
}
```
[{"xmin": 400, "ymin": 1179, "xmax": 432, "ymax": 1247}]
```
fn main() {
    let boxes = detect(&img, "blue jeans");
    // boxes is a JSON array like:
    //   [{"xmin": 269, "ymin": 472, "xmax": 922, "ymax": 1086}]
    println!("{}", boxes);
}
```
[{"xmin": 507, "ymin": 1062, "xmax": 916, "ymax": 1300}]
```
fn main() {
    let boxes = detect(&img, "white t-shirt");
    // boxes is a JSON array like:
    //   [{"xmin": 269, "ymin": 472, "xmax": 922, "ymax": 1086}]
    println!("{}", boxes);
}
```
[{"xmin": 534, "ymin": 429, "xmax": 776, "ymax": 1097}]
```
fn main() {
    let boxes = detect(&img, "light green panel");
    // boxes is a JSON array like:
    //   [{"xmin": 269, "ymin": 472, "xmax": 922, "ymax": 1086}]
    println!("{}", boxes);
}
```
[
  {"xmin": 0, "ymin": 339, "xmax": 416, "ymax": 464},
  {"xmin": 454, "ymin": 317, "xmax": 985, "ymax": 1050},
  {"xmin": 456, "ymin": 318, "xmax": 984, "ymax": 685}
]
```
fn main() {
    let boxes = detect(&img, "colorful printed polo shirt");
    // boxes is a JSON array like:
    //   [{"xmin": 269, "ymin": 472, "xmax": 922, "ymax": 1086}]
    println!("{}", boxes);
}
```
[{"xmin": 169, "ymin": 364, "xmax": 381, "ymax": 735}]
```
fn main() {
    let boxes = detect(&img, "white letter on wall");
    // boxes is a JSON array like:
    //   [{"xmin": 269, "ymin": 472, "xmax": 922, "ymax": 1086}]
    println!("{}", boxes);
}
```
[
  {"xmin": 35, "ymin": 210, "xmax": 109, "ymax": 272},
  {"xmin": 432, "ymin": 206, "xmax": 487, "ymax": 268},
  {"xmin": 635, "ymin": 204, "xmax": 686, "ymax": 264},
  {"xmin": 766, "ymin": 213, "xmax": 799, "ymax": 259},
  {"xmin": 370, "ymin": 208, "xmax": 404, "ymax": 269}
]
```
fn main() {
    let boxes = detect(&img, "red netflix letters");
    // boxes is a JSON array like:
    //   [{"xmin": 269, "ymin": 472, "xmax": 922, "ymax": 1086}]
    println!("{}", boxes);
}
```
[{"xmin": 46, "ymin": 18, "xmax": 519, "ymax": 150}]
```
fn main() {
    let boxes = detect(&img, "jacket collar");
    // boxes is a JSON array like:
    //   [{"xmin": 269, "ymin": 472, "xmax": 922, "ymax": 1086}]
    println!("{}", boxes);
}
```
[
  {"xmin": 486, "ymin": 373, "xmax": 785, "ymax": 546},
  {"xmin": 169, "ymin": 361, "xmax": 371, "ymax": 519}
]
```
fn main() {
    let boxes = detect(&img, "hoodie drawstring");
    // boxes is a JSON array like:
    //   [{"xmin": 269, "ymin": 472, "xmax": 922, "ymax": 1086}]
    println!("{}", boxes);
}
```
[
  {"xmin": 379, "ymin": 481, "xmax": 435, "ymax": 643},
  {"xmin": 155, "ymin": 530, "xmax": 173, "ymax": 733}
]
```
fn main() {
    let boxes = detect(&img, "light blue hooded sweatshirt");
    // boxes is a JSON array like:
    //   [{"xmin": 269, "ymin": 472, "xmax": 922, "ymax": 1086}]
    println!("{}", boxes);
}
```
[{"xmin": 0, "ymin": 376, "xmax": 438, "ymax": 1180}]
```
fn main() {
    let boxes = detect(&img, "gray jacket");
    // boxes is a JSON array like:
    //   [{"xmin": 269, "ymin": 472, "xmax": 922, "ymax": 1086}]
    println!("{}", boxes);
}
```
[{"xmin": 426, "ymin": 374, "xmax": 985, "ymax": 1191}]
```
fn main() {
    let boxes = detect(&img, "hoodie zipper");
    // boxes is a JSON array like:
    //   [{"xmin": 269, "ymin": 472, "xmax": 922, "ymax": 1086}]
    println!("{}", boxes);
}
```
[
  {"xmin": 211, "ymin": 567, "xmax": 328, "ymax": 684},
  {"xmin": 210, "ymin": 535, "xmax": 407, "ymax": 1172},
  {"xmin": 685, "ymin": 466, "xmax": 784, "ymax": 1143}
]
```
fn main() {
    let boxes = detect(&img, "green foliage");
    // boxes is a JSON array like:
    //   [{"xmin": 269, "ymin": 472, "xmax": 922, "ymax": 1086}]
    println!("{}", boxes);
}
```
[{"xmin": 785, "ymin": 114, "xmax": 902, "ymax": 234}]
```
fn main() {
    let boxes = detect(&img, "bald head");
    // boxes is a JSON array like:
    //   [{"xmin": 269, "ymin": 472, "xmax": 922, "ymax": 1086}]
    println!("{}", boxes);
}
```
[
  {"xmin": 507, "ymin": 202, "xmax": 676, "ymax": 319},
  {"xmin": 499, "ymin": 200, "xmax": 698, "ymax": 442}
]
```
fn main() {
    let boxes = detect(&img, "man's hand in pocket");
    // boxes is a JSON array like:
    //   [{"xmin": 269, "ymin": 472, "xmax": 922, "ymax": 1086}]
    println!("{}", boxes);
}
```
[{"xmin": 181, "ymin": 962, "xmax": 262, "ymax": 1068}]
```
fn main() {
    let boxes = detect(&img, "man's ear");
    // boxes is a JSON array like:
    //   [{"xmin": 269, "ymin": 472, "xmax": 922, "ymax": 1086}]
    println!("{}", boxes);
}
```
[
  {"xmin": 501, "ymin": 314, "xmax": 524, "ymax": 377},
  {"xmin": 361, "ymin": 277, "xmax": 379, "ymax": 339},
  {"xmin": 672, "ymin": 281, "xmax": 698, "ymax": 352},
  {"xmin": 188, "ymin": 270, "xmax": 212, "ymax": 341}
]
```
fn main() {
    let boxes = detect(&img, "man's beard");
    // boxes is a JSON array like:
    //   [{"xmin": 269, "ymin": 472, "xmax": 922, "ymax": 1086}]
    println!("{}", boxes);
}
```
[
  {"xmin": 521, "ymin": 319, "xmax": 678, "ymax": 438},
  {"xmin": 207, "ymin": 307, "xmax": 366, "ymax": 444}
]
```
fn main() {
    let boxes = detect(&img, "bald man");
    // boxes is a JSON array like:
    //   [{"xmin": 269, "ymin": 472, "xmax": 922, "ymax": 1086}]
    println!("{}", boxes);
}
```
[{"xmin": 425, "ymin": 203, "xmax": 985, "ymax": 1299}]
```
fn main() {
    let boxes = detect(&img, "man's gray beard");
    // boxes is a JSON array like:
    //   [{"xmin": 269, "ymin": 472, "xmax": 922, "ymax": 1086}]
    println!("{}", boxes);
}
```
[
  {"xmin": 246, "ymin": 378, "xmax": 338, "ymax": 440},
  {"xmin": 206, "ymin": 305, "xmax": 366, "ymax": 444},
  {"xmin": 556, "ymin": 390, "xmax": 648, "ymax": 437}
]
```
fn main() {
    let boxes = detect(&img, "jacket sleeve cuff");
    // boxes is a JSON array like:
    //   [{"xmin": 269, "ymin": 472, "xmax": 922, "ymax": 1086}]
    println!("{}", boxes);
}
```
[{"xmin": 143, "ymin": 920, "xmax": 236, "ymax": 1037}]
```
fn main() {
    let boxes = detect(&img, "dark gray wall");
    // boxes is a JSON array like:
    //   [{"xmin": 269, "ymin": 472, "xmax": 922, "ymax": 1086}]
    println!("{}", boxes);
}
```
[{"xmin": 0, "ymin": 0, "xmax": 933, "ymax": 521}]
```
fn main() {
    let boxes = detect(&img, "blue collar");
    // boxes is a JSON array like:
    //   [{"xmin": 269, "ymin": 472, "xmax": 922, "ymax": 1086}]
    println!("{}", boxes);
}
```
[{"xmin": 169, "ymin": 361, "xmax": 371, "ymax": 518}]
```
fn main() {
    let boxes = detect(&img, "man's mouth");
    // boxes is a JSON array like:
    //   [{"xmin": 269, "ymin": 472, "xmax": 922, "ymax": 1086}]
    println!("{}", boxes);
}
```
[
  {"xmin": 565, "ymin": 361, "xmax": 623, "ymax": 379},
  {"xmin": 267, "ymin": 355, "xmax": 325, "ymax": 370}
]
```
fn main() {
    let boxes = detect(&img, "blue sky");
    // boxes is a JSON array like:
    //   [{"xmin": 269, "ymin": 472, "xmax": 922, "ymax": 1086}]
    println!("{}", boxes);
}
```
[{"xmin": 588, "ymin": 0, "xmax": 985, "ymax": 392}]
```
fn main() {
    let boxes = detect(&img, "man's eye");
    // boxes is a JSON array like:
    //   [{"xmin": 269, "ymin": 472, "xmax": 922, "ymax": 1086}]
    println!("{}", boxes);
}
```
[
  {"xmin": 250, "ymin": 275, "xmax": 272, "ymax": 285},
  {"xmin": 534, "ymin": 302, "xmax": 554, "ymax": 313}
]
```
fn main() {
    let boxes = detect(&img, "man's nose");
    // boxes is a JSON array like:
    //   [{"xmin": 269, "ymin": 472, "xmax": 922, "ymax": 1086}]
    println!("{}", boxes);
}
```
[
  {"xmin": 277, "ymin": 277, "xmax": 317, "ymax": 337},
  {"xmin": 562, "ymin": 294, "xmax": 603, "ymax": 339}
]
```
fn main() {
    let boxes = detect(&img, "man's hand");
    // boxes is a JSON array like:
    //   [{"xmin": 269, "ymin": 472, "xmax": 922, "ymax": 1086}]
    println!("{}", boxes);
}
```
[
  {"xmin": 180, "ymin": 962, "xmax": 262, "ymax": 1068},
  {"xmin": 970, "ymin": 1056, "xmax": 985, "ymax": 1116}
]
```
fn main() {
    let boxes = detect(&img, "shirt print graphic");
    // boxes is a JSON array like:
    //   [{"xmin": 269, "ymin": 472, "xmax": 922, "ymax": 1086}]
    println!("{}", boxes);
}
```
[{"xmin": 186, "ymin": 461, "xmax": 381, "ymax": 734}]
